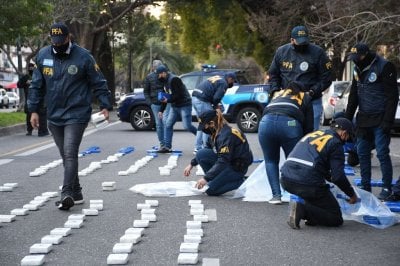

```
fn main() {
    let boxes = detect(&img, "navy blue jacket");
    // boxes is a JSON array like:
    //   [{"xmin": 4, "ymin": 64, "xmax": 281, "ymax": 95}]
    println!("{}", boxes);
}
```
[
  {"xmin": 263, "ymin": 88, "xmax": 314, "ymax": 135},
  {"xmin": 192, "ymin": 75, "xmax": 228, "ymax": 106},
  {"xmin": 143, "ymin": 71, "xmax": 165, "ymax": 105},
  {"xmin": 191, "ymin": 124, "xmax": 253, "ymax": 181},
  {"xmin": 345, "ymin": 53, "xmax": 398, "ymax": 128},
  {"xmin": 281, "ymin": 129, "xmax": 355, "ymax": 198},
  {"xmin": 28, "ymin": 43, "xmax": 112, "ymax": 125},
  {"xmin": 268, "ymin": 43, "xmax": 332, "ymax": 99}
]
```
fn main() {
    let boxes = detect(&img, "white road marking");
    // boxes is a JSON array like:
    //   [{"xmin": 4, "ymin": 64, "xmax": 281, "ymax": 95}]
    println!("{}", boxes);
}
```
[{"xmin": 202, "ymin": 258, "xmax": 220, "ymax": 266}]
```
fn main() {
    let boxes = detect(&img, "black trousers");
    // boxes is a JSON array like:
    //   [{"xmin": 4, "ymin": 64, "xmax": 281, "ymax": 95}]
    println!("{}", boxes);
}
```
[{"xmin": 281, "ymin": 178, "xmax": 343, "ymax": 227}]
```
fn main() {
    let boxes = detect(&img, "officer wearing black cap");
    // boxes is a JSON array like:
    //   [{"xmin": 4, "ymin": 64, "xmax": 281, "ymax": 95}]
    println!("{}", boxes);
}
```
[
  {"xmin": 28, "ymin": 22, "xmax": 112, "ymax": 211},
  {"xmin": 268, "ymin": 25, "xmax": 332, "ymax": 131},
  {"xmin": 183, "ymin": 109, "xmax": 253, "ymax": 196},
  {"xmin": 345, "ymin": 43, "xmax": 398, "ymax": 200},
  {"xmin": 280, "ymin": 117, "xmax": 358, "ymax": 229}
]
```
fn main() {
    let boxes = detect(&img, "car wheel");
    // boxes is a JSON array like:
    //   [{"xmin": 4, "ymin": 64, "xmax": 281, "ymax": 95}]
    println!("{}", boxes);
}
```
[
  {"xmin": 236, "ymin": 107, "xmax": 261, "ymax": 133},
  {"xmin": 129, "ymin": 105, "xmax": 154, "ymax": 131}
]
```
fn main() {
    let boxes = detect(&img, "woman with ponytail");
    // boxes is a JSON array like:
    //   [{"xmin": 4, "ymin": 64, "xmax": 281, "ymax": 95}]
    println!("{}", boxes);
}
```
[{"xmin": 184, "ymin": 109, "xmax": 253, "ymax": 196}]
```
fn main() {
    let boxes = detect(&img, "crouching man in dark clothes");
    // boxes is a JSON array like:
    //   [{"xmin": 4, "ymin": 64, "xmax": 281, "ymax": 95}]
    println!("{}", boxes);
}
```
[
  {"xmin": 281, "ymin": 118, "xmax": 359, "ymax": 229},
  {"xmin": 183, "ymin": 109, "xmax": 253, "ymax": 196}
]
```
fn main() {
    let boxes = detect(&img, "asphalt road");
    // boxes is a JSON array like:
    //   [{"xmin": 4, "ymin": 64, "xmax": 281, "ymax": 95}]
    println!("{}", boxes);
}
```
[{"xmin": 1, "ymin": 113, "xmax": 400, "ymax": 266}]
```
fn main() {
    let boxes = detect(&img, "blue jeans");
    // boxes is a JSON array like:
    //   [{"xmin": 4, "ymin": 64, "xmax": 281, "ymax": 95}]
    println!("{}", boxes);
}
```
[
  {"xmin": 357, "ymin": 126, "xmax": 393, "ymax": 189},
  {"xmin": 258, "ymin": 114, "xmax": 303, "ymax": 197},
  {"xmin": 192, "ymin": 97, "xmax": 213, "ymax": 150},
  {"xmin": 196, "ymin": 148, "xmax": 245, "ymax": 196},
  {"xmin": 164, "ymin": 104, "xmax": 197, "ymax": 149},
  {"xmin": 312, "ymin": 97, "xmax": 322, "ymax": 130},
  {"xmin": 151, "ymin": 104, "xmax": 170, "ymax": 147},
  {"xmin": 48, "ymin": 123, "xmax": 87, "ymax": 197}
]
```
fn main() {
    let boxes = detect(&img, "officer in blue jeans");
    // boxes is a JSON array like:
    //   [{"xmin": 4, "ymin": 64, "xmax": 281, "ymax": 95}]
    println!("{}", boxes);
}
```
[
  {"xmin": 192, "ymin": 72, "xmax": 236, "ymax": 152},
  {"xmin": 345, "ymin": 43, "xmax": 398, "ymax": 200},
  {"xmin": 28, "ymin": 23, "xmax": 112, "ymax": 210},
  {"xmin": 183, "ymin": 110, "xmax": 253, "ymax": 196},
  {"xmin": 258, "ymin": 81, "xmax": 314, "ymax": 204}
]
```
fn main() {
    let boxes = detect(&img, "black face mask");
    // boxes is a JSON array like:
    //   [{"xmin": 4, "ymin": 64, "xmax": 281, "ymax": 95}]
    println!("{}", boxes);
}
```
[
  {"xmin": 52, "ymin": 42, "xmax": 69, "ymax": 55},
  {"xmin": 28, "ymin": 70, "xmax": 33, "ymax": 76},
  {"xmin": 227, "ymin": 82, "xmax": 234, "ymax": 88},
  {"xmin": 293, "ymin": 43, "xmax": 308, "ymax": 53},
  {"xmin": 202, "ymin": 126, "xmax": 216, "ymax": 135},
  {"xmin": 158, "ymin": 77, "xmax": 167, "ymax": 83}
]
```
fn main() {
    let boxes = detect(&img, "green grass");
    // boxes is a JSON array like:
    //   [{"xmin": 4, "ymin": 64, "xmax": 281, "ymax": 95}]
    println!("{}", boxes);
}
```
[{"xmin": 0, "ymin": 112, "xmax": 26, "ymax": 127}]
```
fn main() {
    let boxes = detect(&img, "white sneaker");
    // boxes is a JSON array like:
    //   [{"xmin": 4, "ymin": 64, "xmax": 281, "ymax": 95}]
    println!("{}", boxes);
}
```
[{"xmin": 268, "ymin": 196, "xmax": 282, "ymax": 205}]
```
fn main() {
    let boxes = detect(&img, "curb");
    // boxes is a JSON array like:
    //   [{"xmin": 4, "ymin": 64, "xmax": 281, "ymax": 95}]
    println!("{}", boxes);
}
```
[{"xmin": 0, "ymin": 123, "xmax": 26, "ymax": 137}]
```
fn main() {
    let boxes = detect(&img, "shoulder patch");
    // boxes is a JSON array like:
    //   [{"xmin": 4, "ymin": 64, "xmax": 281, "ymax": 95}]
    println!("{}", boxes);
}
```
[{"xmin": 231, "ymin": 128, "xmax": 245, "ymax": 143}]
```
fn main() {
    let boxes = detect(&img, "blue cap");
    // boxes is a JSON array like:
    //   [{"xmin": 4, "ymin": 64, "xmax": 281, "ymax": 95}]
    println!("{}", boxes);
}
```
[
  {"xmin": 50, "ymin": 22, "xmax": 69, "ymax": 45},
  {"xmin": 291, "ymin": 25, "xmax": 309, "ymax": 45},
  {"xmin": 348, "ymin": 43, "xmax": 370, "ymax": 61},
  {"xmin": 197, "ymin": 110, "xmax": 217, "ymax": 131},
  {"xmin": 155, "ymin": 65, "xmax": 168, "ymax": 74},
  {"xmin": 224, "ymin": 72, "xmax": 237, "ymax": 81},
  {"xmin": 331, "ymin": 117, "xmax": 354, "ymax": 140}
]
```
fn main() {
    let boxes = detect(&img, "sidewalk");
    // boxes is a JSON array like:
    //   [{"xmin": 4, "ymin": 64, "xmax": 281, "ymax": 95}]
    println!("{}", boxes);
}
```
[{"xmin": 0, "ymin": 123, "xmax": 25, "ymax": 137}]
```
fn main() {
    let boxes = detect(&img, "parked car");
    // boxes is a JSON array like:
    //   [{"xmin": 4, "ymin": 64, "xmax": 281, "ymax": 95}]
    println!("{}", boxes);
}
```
[
  {"xmin": 117, "ymin": 66, "xmax": 271, "ymax": 133},
  {"xmin": 321, "ymin": 81, "xmax": 351, "ymax": 125},
  {"xmin": 7, "ymin": 91, "xmax": 19, "ymax": 108},
  {"xmin": 0, "ymin": 88, "xmax": 10, "ymax": 108}
]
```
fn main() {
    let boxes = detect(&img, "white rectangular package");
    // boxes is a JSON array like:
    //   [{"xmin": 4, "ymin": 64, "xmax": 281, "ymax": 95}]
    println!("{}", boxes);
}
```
[
  {"xmin": 177, "ymin": 253, "xmax": 199, "ymax": 264},
  {"xmin": 41, "ymin": 235, "xmax": 63, "ymax": 245},
  {"xmin": 141, "ymin": 208, "xmax": 156, "ymax": 215},
  {"xmin": 0, "ymin": 186, "xmax": 13, "ymax": 192},
  {"xmin": 193, "ymin": 214, "xmax": 209, "ymax": 222},
  {"xmin": 186, "ymin": 221, "xmax": 202, "ymax": 229},
  {"xmin": 21, "ymin": 255, "xmax": 45, "ymax": 265},
  {"xmin": 145, "ymin": 200, "xmax": 159, "ymax": 207},
  {"xmin": 107, "ymin": 253, "xmax": 129, "ymax": 264},
  {"xmin": 184, "ymin": 235, "xmax": 202, "ymax": 244},
  {"xmin": 90, "ymin": 203, "xmax": 104, "ymax": 211},
  {"xmin": 141, "ymin": 214, "xmax": 157, "ymax": 222},
  {"xmin": 10, "ymin": 208, "xmax": 29, "ymax": 216},
  {"xmin": 186, "ymin": 228, "xmax": 203, "ymax": 236},
  {"xmin": 82, "ymin": 209, "xmax": 99, "ymax": 216},
  {"xmin": 136, "ymin": 203, "xmax": 151, "ymax": 210},
  {"xmin": 119, "ymin": 234, "xmax": 141, "ymax": 244},
  {"xmin": 50, "ymin": 227, "xmax": 71, "ymax": 236},
  {"xmin": 125, "ymin": 227, "xmax": 145, "ymax": 236},
  {"xmin": 0, "ymin": 214, "xmax": 16, "ymax": 222},
  {"xmin": 190, "ymin": 209, "xmax": 204, "ymax": 216},
  {"xmin": 68, "ymin": 214, "xmax": 86, "ymax": 221},
  {"xmin": 188, "ymin": 200, "xmax": 202, "ymax": 206},
  {"xmin": 112, "ymin": 243, "xmax": 133, "ymax": 253},
  {"xmin": 23, "ymin": 204, "xmax": 39, "ymax": 211},
  {"xmin": 64, "ymin": 219, "xmax": 83, "ymax": 229},
  {"xmin": 29, "ymin": 243, "xmax": 53, "ymax": 254},
  {"xmin": 180, "ymin": 242, "xmax": 199, "ymax": 253},
  {"xmin": 133, "ymin": 220, "xmax": 149, "ymax": 228}
]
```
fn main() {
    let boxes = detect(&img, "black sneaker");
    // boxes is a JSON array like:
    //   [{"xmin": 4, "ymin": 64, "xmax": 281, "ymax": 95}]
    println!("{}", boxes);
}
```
[
  {"xmin": 26, "ymin": 131, "xmax": 32, "ymax": 136},
  {"xmin": 157, "ymin": 147, "xmax": 172, "ymax": 153},
  {"xmin": 55, "ymin": 196, "xmax": 74, "ymax": 210},
  {"xmin": 360, "ymin": 185, "xmax": 371, "ymax": 192},
  {"xmin": 38, "ymin": 131, "xmax": 50, "ymax": 137},
  {"xmin": 384, "ymin": 193, "xmax": 400, "ymax": 202},
  {"xmin": 73, "ymin": 192, "xmax": 84, "ymax": 205},
  {"xmin": 378, "ymin": 188, "xmax": 392, "ymax": 200},
  {"xmin": 287, "ymin": 201, "xmax": 305, "ymax": 229}
]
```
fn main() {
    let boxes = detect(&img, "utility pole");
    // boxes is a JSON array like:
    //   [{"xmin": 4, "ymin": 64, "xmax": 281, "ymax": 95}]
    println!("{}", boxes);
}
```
[{"xmin": 127, "ymin": 14, "xmax": 133, "ymax": 92}]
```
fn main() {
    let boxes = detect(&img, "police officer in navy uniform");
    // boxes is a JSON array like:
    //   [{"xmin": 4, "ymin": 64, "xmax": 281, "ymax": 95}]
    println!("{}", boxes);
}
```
[
  {"xmin": 258, "ymin": 81, "xmax": 314, "ymax": 204},
  {"xmin": 345, "ymin": 43, "xmax": 398, "ymax": 200},
  {"xmin": 192, "ymin": 72, "xmax": 236, "ymax": 152},
  {"xmin": 183, "ymin": 109, "xmax": 253, "ymax": 196},
  {"xmin": 280, "ymin": 118, "xmax": 358, "ymax": 229},
  {"xmin": 268, "ymin": 25, "xmax": 332, "ymax": 130}
]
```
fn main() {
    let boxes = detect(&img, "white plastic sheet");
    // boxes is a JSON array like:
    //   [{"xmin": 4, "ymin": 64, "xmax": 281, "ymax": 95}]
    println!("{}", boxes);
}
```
[
  {"xmin": 233, "ymin": 149, "xmax": 290, "ymax": 202},
  {"xmin": 129, "ymin": 181, "xmax": 206, "ymax": 197},
  {"xmin": 332, "ymin": 184, "xmax": 400, "ymax": 229}
]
